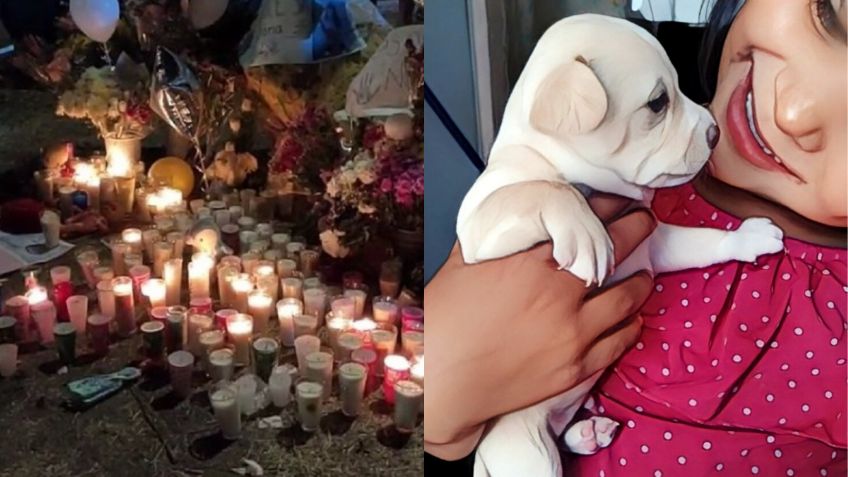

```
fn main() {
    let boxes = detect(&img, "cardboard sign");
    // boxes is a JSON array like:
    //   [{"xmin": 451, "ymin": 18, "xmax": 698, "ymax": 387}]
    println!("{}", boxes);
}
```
[
  {"xmin": 344, "ymin": 25, "xmax": 423, "ymax": 118},
  {"xmin": 240, "ymin": 0, "xmax": 366, "ymax": 67}
]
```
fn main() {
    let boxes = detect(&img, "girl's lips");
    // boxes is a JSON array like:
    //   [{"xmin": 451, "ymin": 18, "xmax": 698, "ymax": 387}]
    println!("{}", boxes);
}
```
[{"xmin": 725, "ymin": 62, "xmax": 805, "ymax": 184}]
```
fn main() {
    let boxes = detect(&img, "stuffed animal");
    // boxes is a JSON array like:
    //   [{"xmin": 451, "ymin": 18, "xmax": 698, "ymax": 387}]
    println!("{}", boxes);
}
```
[{"xmin": 205, "ymin": 142, "xmax": 258, "ymax": 187}]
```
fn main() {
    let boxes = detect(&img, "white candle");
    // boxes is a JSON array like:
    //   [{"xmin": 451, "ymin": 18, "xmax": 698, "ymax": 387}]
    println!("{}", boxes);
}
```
[
  {"xmin": 372, "ymin": 329, "xmax": 397, "ymax": 376},
  {"xmin": 142, "ymin": 229, "xmax": 161, "ymax": 263},
  {"xmin": 268, "ymin": 365, "xmax": 292, "ymax": 407},
  {"xmin": 330, "ymin": 296, "xmax": 356, "ymax": 319},
  {"xmin": 247, "ymin": 291, "xmax": 273, "ymax": 333},
  {"xmin": 211, "ymin": 385, "xmax": 241, "ymax": 439},
  {"xmin": 271, "ymin": 233, "xmax": 290, "ymax": 252},
  {"xmin": 208, "ymin": 348, "xmax": 234, "ymax": 382},
  {"xmin": 187, "ymin": 313, "xmax": 214, "ymax": 356},
  {"xmin": 276, "ymin": 258, "xmax": 297, "ymax": 278},
  {"xmin": 111, "ymin": 241, "xmax": 130, "ymax": 276},
  {"xmin": 296, "ymin": 381, "xmax": 323, "ymax": 432},
  {"xmin": 299, "ymin": 250, "xmax": 320, "ymax": 278},
  {"xmin": 327, "ymin": 314, "xmax": 353, "ymax": 354},
  {"xmin": 163, "ymin": 258, "xmax": 183, "ymax": 306},
  {"xmin": 276, "ymin": 298, "xmax": 302, "ymax": 347},
  {"xmin": 121, "ymin": 228, "xmax": 143, "ymax": 255},
  {"xmin": 217, "ymin": 265, "xmax": 238, "ymax": 309},
  {"xmin": 65, "ymin": 295, "xmax": 88, "ymax": 334},
  {"xmin": 281, "ymin": 277, "xmax": 303, "ymax": 300},
  {"xmin": 188, "ymin": 259, "xmax": 212, "ymax": 299},
  {"xmin": 302, "ymin": 288, "xmax": 327, "ymax": 327},
  {"xmin": 166, "ymin": 231, "xmax": 185, "ymax": 258},
  {"xmin": 228, "ymin": 205, "xmax": 243, "ymax": 222},
  {"xmin": 142, "ymin": 278, "xmax": 167, "ymax": 309},
  {"xmin": 393, "ymin": 380, "xmax": 424, "ymax": 432},
  {"xmin": 153, "ymin": 241, "xmax": 172, "ymax": 278},
  {"xmin": 96, "ymin": 280, "xmax": 115, "ymax": 318},
  {"xmin": 337, "ymin": 332, "xmax": 363, "ymax": 363},
  {"xmin": 231, "ymin": 274, "xmax": 253, "ymax": 314},
  {"xmin": 199, "ymin": 329, "xmax": 226, "ymax": 370},
  {"xmin": 84, "ymin": 176, "xmax": 101, "ymax": 212},
  {"xmin": 343, "ymin": 289, "xmax": 367, "ymax": 319},
  {"xmin": 402, "ymin": 330, "xmax": 425, "ymax": 357},
  {"xmin": 236, "ymin": 375, "xmax": 257, "ymax": 416},
  {"xmin": 410, "ymin": 357, "xmax": 424, "ymax": 388},
  {"xmin": 226, "ymin": 313, "xmax": 253, "ymax": 366},
  {"xmin": 31, "ymin": 301, "xmax": 57, "ymax": 345},
  {"xmin": 293, "ymin": 314, "xmax": 318, "ymax": 337},
  {"xmin": 338, "ymin": 362, "xmax": 367, "ymax": 417},
  {"xmin": 304, "ymin": 351, "xmax": 333, "ymax": 400},
  {"xmin": 294, "ymin": 334, "xmax": 321, "ymax": 375},
  {"xmin": 112, "ymin": 276, "xmax": 135, "ymax": 337},
  {"xmin": 351, "ymin": 318, "xmax": 377, "ymax": 346}
]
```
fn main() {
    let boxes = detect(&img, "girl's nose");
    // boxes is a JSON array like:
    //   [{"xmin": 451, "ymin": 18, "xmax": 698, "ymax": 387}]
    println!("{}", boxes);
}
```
[{"xmin": 774, "ymin": 68, "xmax": 825, "ymax": 152}]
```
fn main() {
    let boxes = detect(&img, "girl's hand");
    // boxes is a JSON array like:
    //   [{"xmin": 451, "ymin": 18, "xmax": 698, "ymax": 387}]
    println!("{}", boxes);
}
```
[{"xmin": 424, "ymin": 194, "xmax": 656, "ymax": 460}]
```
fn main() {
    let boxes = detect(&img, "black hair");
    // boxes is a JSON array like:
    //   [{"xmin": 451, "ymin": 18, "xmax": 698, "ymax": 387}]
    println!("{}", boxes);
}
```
[{"xmin": 698, "ymin": 0, "xmax": 746, "ymax": 99}]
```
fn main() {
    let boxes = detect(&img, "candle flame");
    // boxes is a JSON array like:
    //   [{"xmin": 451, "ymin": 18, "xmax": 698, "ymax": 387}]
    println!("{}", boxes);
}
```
[
  {"xmin": 25, "ymin": 287, "xmax": 47, "ymax": 305},
  {"xmin": 384, "ymin": 354, "xmax": 411, "ymax": 371}
]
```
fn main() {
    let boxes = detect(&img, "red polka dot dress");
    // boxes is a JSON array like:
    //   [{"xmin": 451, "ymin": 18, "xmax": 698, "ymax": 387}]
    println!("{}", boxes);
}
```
[{"xmin": 570, "ymin": 184, "xmax": 847, "ymax": 477}]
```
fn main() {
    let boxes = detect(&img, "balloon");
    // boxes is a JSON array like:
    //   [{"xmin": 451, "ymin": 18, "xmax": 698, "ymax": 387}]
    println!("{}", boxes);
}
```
[
  {"xmin": 148, "ymin": 156, "xmax": 196, "ymax": 197},
  {"xmin": 149, "ymin": 47, "xmax": 201, "ymax": 139},
  {"xmin": 69, "ymin": 0, "xmax": 120, "ymax": 43},
  {"xmin": 188, "ymin": 0, "xmax": 229, "ymax": 29}
]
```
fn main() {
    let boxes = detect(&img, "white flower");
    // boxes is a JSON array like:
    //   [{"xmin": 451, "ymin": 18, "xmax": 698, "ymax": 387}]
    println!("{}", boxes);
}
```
[
  {"xmin": 340, "ymin": 169, "xmax": 358, "ymax": 185},
  {"xmin": 358, "ymin": 169, "xmax": 377, "ymax": 185},
  {"xmin": 319, "ymin": 229, "xmax": 350, "ymax": 258},
  {"xmin": 325, "ymin": 178, "xmax": 339, "ymax": 197}
]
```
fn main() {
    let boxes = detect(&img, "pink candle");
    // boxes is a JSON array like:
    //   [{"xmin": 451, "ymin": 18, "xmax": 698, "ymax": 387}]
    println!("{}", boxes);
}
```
[
  {"xmin": 129, "ymin": 265, "xmax": 151, "ymax": 305},
  {"xmin": 31, "ymin": 300, "xmax": 57, "ymax": 345},
  {"xmin": 87, "ymin": 313, "xmax": 112, "ymax": 356},
  {"xmin": 352, "ymin": 347, "xmax": 378, "ymax": 393},
  {"xmin": 382, "ymin": 354, "xmax": 411, "ymax": 404},
  {"xmin": 5, "ymin": 296, "xmax": 31, "ymax": 342},
  {"xmin": 401, "ymin": 306, "xmax": 424, "ymax": 332},
  {"xmin": 112, "ymin": 277, "xmax": 135, "ymax": 337},
  {"xmin": 215, "ymin": 308, "xmax": 238, "ymax": 331},
  {"xmin": 50, "ymin": 266, "xmax": 73, "ymax": 323},
  {"xmin": 189, "ymin": 296, "xmax": 213, "ymax": 314}
]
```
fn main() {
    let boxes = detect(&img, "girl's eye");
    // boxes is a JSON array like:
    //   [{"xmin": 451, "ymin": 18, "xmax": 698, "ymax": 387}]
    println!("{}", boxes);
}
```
[
  {"xmin": 813, "ymin": 0, "xmax": 847, "ymax": 43},
  {"xmin": 647, "ymin": 91, "xmax": 669, "ymax": 114}
]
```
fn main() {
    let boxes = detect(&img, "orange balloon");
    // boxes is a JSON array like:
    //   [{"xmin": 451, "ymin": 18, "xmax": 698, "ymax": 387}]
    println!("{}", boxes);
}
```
[{"xmin": 148, "ymin": 156, "xmax": 195, "ymax": 196}]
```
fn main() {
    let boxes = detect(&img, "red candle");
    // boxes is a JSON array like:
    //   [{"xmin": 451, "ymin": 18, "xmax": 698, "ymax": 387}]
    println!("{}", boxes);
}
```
[
  {"xmin": 352, "ymin": 347, "xmax": 378, "ymax": 394},
  {"xmin": 112, "ymin": 277, "xmax": 135, "ymax": 337},
  {"xmin": 87, "ymin": 313, "xmax": 112, "ymax": 356},
  {"xmin": 382, "ymin": 354, "xmax": 410, "ymax": 405},
  {"xmin": 215, "ymin": 308, "xmax": 238, "ymax": 332},
  {"xmin": 401, "ymin": 306, "xmax": 424, "ymax": 333},
  {"xmin": 189, "ymin": 296, "xmax": 213, "ymax": 315},
  {"xmin": 129, "ymin": 265, "xmax": 151, "ymax": 305},
  {"xmin": 53, "ymin": 281, "xmax": 73, "ymax": 323}
]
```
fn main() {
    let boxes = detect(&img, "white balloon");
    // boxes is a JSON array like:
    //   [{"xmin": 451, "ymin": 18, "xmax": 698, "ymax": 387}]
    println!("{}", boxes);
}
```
[
  {"xmin": 70, "ymin": 0, "xmax": 120, "ymax": 43},
  {"xmin": 188, "ymin": 0, "xmax": 229, "ymax": 29}
]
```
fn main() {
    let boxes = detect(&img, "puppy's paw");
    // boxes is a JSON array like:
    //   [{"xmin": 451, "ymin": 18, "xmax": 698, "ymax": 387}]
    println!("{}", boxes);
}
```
[
  {"xmin": 562, "ymin": 417, "xmax": 619, "ymax": 455},
  {"xmin": 722, "ymin": 217, "xmax": 784, "ymax": 262},
  {"xmin": 547, "ymin": 210, "xmax": 613, "ymax": 286}
]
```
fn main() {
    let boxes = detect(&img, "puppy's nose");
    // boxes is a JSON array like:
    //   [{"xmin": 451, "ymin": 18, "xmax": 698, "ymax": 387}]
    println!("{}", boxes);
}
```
[{"xmin": 706, "ymin": 124, "xmax": 720, "ymax": 149}]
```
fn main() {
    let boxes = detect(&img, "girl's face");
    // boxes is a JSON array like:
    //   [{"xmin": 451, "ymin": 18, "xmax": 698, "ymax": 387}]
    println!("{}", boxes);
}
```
[{"xmin": 709, "ymin": 0, "xmax": 847, "ymax": 227}]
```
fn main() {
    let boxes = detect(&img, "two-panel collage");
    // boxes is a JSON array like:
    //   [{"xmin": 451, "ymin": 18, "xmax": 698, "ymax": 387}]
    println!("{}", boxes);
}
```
[{"xmin": 0, "ymin": 0, "xmax": 844, "ymax": 475}]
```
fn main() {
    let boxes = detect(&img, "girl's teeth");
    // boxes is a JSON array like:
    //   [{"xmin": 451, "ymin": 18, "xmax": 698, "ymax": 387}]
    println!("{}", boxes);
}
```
[{"xmin": 745, "ymin": 91, "xmax": 775, "ymax": 157}]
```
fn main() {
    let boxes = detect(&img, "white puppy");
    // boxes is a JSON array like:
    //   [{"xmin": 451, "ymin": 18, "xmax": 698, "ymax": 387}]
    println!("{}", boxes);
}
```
[{"xmin": 456, "ymin": 15, "xmax": 784, "ymax": 477}]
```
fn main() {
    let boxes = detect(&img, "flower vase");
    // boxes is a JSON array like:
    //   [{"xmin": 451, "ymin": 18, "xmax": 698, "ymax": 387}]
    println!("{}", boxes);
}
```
[{"xmin": 393, "ymin": 228, "xmax": 424, "ymax": 263}]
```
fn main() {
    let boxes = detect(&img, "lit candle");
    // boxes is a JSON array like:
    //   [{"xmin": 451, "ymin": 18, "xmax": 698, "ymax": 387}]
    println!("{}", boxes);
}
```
[
  {"xmin": 293, "ymin": 314, "xmax": 317, "ymax": 338},
  {"xmin": 96, "ymin": 280, "xmax": 115, "ymax": 319},
  {"xmin": 302, "ymin": 288, "xmax": 327, "ymax": 327},
  {"xmin": 296, "ymin": 380, "xmax": 323, "ymax": 432},
  {"xmin": 401, "ymin": 306, "xmax": 425, "ymax": 332},
  {"xmin": 410, "ymin": 357, "xmax": 424, "ymax": 388},
  {"xmin": 112, "ymin": 276, "xmax": 135, "ymax": 337},
  {"xmin": 110, "ymin": 241, "xmax": 130, "ymax": 276},
  {"xmin": 304, "ymin": 351, "xmax": 333, "ymax": 400},
  {"xmin": 122, "ymin": 228, "xmax": 143, "ymax": 255},
  {"xmin": 84, "ymin": 176, "xmax": 101, "ymax": 213},
  {"xmin": 294, "ymin": 334, "xmax": 321, "ymax": 375},
  {"xmin": 142, "ymin": 278, "xmax": 167, "ymax": 309},
  {"xmin": 247, "ymin": 291, "xmax": 273, "ymax": 333},
  {"xmin": 372, "ymin": 328, "xmax": 397, "ymax": 376},
  {"xmin": 372, "ymin": 296, "xmax": 400, "ymax": 327},
  {"xmin": 166, "ymin": 231, "xmax": 185, "ymax": 259},
  {"xmin": 167, "ymin": 350, "xmax": 194, "ymax": 399},
  {"xmin": 211, "ymin": 385, "xmax": 241, "ymax": 439},
  {"xmin": 50, "ymin": 265, "xmax": 73, "ymax": 323},
  {"xmin": 76, "ymin": 250, "xmax": 100, "ymax": 288},
  {"xmin": 338, "ymin": 362, "xmax": 367, "ymax": 417},
  {"xmin": 326, "ymin": 313, "xmax": 353, "ymax": 354},
  {"xmin": 220, "ymin": 255, "xmax": 242, "ymax": 270},
  {"xmin": 344, "ymin": 287, "xmax": 368, "ymax": 319},
  {"xmin": 382, "ymin": 354, "xmax": 411, "ymax": 404},
  {"xmin": 188, "ymin": 258, "xmax": 212, "ymax": 300},
  {"xmin": 276, "ymin": 298, "xmax": 302, "ymax": 347},
  {"xmin": 189, "ymin": 296, "xmax": 213, "ymax": 314},
  {"xmin": 402, "ymin": 331, "xmax": 425, "ymax": 358},
  {"xmin": 337, "ymin": 332, "xmax": 363, "ymax": 363},
  {"xmin": 330, "ymin": 296, "xmax": 355, "ymax": 319},
  {"xmin": 163, "ymin": 258, "xmax": 183, "ymax": 306},
  {"xmin": 231, "ymin": 274, "xmax": 253, "ymax": 314},
  {"xmin": 241, "ymin": 251, "xmax": 260, "ymax": 276},
  {"xmin": 351, "ymin": 318, "xmax": 377, "ymax": 346},
  {"xmin": 129, "ymin": 264, "xmax": 151, "ymax": 305},
  {"xmin": 187, "ymin": 313, "xmax": 214, "ymax": 357},
  {"xmin": 281, "ymin": 277, "xmax": 303, "ymax": 300},
  {"xmin": 199, "ymin": 329, "xmax": 225, "ymax": 370},
  {"xmin": 226, "ymin": 313, "xmax": 253, "ymax": 366},
  {"xmin": 153, "ymin": 241, "xmax": 172, "ymax": 278},
  {"xmin": 25, "ymin": 286, "xmax": 47, "ymax": 306},
  {"xmin": 214, "ymin": 308, "xmax": 238, "ymax": 331},
  {"xmin": 393, "ymin": 380, "xmax": 423, "ymax": 432},
  {"xmin": 31, "ymin": 301, "xmax": 57, "ymax": 345}
]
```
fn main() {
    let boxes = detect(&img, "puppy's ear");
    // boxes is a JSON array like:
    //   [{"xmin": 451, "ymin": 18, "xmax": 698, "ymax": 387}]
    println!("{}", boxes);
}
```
[{"xmin": 529, "ymin": 56, "xmax": 608, "ymax": 136}]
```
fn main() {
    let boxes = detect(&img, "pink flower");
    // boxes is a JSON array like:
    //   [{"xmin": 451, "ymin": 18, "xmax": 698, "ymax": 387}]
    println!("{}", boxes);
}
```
[
  {"xmin": 380, "ymin": 178, "xmax": 393, "ymax": 193},
  {"xmin": 413, "ymin": 176, "xmax": 424, "ymax": 196}
]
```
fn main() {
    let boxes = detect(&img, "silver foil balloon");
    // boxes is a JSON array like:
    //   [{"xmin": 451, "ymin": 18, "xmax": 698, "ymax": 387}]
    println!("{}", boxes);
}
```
[{"xmin": 149, "ymin": 47, "xmax": 201, "ymax": 139}]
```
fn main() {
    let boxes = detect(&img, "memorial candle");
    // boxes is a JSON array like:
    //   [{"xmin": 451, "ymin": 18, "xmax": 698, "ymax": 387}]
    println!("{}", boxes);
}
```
[
  {"xmin": 87, "ymin": 313, "xmax": 111, "ymax": 356},
  {"xmin": 252, "ymin": 337, "xmax": 279, "ymax": 383},
  {"xmin": 337, "ymin": 332, "xmax": 363, "ymax": 363},
  {"xmin": 208, "ymin": 348, "xmax": 234, "ymax": 381},
  {"xmin": 142, "ymin": 278, "xmax": 167, "ymax": 309},
  {"xmin": 268, "ymin": 365, "xmax": 292, "ymax": 407},
  {"xmin": 166, "ymin": 231, "xmax": 185, "ymax": 259},
  {"xmin": 142, "ymin": 229, "xmax": 161, "ymax": 262},
  {"xmin": 344, "ymin": 287, "xmax": 368, "ymax": 319},
  {"xmin": 372, "ymin": 296, "xmax": 400, "ymax": 327},
  {"xmin": 276, "ymin": 298, "xmax": 302, "ymax": 347},
  {"xmin": 296, "ymin": 381, "xmax": 323, "ymax": 432},
  {"xmin": 188, "ymin": 257, "xmax": 213, "ymax": 299},
  {"xmin": 352, "ymin": 348, "xmax": 378, "ymax": 393},
  {"xmin": 304, "ymin": 351, "xmax": 333, "ymax": 400},
  {"xmin": 379, "ymin": 260, "xmax": 402, "ymax": 298},
  {"xmin": 31, "ymin": 301, "xmax": 57, "ymax": 345},
  {"xmin": 281, "ymin": 277, "xmax": 303, "ymax": 300},
  {"xmin": 165, "ymin": 306, "xmax": 187, "ymax": 353},
  {"xmin": 168, "ymin": 350, "xmax": 194, "ymax": 399},
  {"xmin": 401, "ymin": 306, "xmax": 425, "ymax": 332},
  {"xmin": 226, "ymin": 313, "xmax": 253, "ymax": 366},
  {"xmin": 96, "ymin": 280, "xmax": 115, "ymax": 319},
  {"xmin": 111, "ymin": 241, "xmax": 130, "ymax": 276},
  {"xmin": 393, "ymin": 380, "xmax": 423, "ymax": 431},
  {"xmin": 351, "ymin": 318, "xmax": 377, "ymax": 346},
  {"xmin": 140, "ymin": 320, "xmax": 165, "ymax": 361},
  {"xmin": 293, "ymin": 314, "xmax": 318, "ymax": 338},
  {"xmin": 240, "ymin": 251, "xmax": 260, "ymax": 276},
  {"xmin": 153, "ymin": 241, "xmax": 172, "ymax": 278},
  {"xmin": 198, "ymin": 329, "xmax": 225, "ymax": 369},
  {"xmin": 112, "ymin": 277, "xmax": 135, "ymax": 337},
  {"xmin": 214, "ymin": 308, "xmax": 238, "ymax": 331},
  {"xmin": 410, "ymin": 357, "xmax": 424, "ymax": 388},
  {"xmin": 187, "ymin": 313, "xmax": 214, "ymax": 356},
  {"xmin": 162, "ymin": 258, "xmax": 183, "ymax": 306},
  {"xmin": 294, "ymin": 334, "xmax": 321, "ymax": 375},
  {"xmin": 326, "ymin": 313, "xmax": 353, "ymax": 354},
  {"xmin": 50, "ymin": 266, "xmax": 73, "ymax": 322},
  {"xmin": 271, "ymin": 233, "xmax": 290, "ymax": 253},
  {"xmin": 121, "ymin": 228, "xmax": 143, "ymax": 255},
  {"xmin": 299, "ymin": 250, "xmax": 319, "ymax": 278},
  {"xmin": 231, "ymin": 274, "xmax": 253, "ymax": 314},
  {"xmin": 76, "ymin": 250, "xmax": 100, "ymax": 288},
  {"xmin": 302, "ymin": 288, "xmax": 327, "ymax": 327},
  {"xmin": 330, "ymin": 296, "xmax": 355, "ymax": 319},
  {"xmin": 211, "ymin": 385, "xmax": 241, "ymax": 439},
  {"xmin": 129, "ymin": 264, "xmax": 151, "ymax": 305},
  {"xmin": 372, "ymin": 328, "xmax": 397, "ymax": 376},
  {"xmin": 217, "ymin": 265, "xmax": 238, "ymax": 308},
  {"xmin": 6, "ymin": 296, "xmax": 31, "ymax": 343},
  {"xmin": 65, "ymin": 295, "xmax": 88, "ymax": 334},
  {"xmin": 247, "ymin": 291, "xmax": 273, "ymax": 333},
  {"xmin": 276, "ymin": 258, "xmax": 297, "ymax": 278},
  {"xmin": 382, "ymin": 354, "xmax": 411, "ymax": 404},
  {"xmin": 402, "ymin": 330, "xmax": 425, "ymax": 357},
  {"xmin": 338, "ymin": 362, "xmax": 367, "ymax": 417}
]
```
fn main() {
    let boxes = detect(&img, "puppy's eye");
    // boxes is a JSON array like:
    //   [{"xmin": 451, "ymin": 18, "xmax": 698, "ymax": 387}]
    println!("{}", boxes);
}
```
[{"xmin": 647, "ymin": 91, "xmax": 669, "ymax": 114}]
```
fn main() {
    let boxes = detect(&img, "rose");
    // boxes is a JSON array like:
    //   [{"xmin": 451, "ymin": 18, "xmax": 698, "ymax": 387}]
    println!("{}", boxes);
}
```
[{"xmin": 380, "ymin": 178, "xmax": 393, "ymax": 193}]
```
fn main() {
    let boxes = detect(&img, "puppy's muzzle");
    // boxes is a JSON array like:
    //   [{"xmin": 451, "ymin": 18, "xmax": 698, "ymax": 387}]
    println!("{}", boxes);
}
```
[{"xmin": 707, "ymin": 124, "xmax": 720, "ymax": 150}]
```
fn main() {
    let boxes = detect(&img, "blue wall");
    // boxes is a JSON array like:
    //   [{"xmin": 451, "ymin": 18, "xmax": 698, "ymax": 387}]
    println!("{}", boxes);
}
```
[{"xmin": 424, "ymin": 0, "xmax": 481, "ymax": 282}]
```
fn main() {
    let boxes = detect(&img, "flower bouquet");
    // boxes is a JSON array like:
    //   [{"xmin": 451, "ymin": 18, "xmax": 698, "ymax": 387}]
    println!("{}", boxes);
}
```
[{"xmin": 267, "ymin": 105, "xmax": 342, "ymax": 193}]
